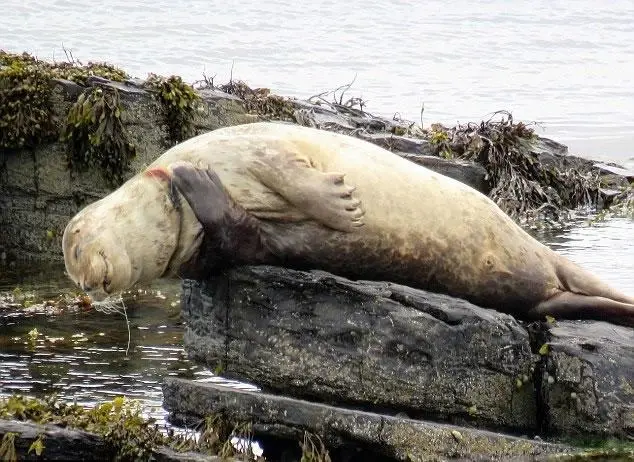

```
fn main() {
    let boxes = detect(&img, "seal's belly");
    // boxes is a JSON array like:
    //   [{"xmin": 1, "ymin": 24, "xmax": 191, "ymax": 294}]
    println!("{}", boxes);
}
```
[
  {"xmin": 259, "ymin": 147, "xmax": 557, "ymax": 312},
  {"xmin": 265, "ymin": 215, "xmax": 555, "ymax": 313}
]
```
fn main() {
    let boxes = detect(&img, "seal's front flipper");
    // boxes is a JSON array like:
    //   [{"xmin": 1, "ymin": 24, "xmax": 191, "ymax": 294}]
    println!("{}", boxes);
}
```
[
  {"xmin": 248, "ymin": 154, "xmax": 365, "ymax": 232},
  {"xmin": 169, "ymin": 162, "xmax": 235, "ymax": 229},
  {"xmin": 529, "ymin": 291, "xmax": 634, "ymax": 327},
  {"xmin": 169, "ymin": 162, "xmax": 267, "ymax": 265}
]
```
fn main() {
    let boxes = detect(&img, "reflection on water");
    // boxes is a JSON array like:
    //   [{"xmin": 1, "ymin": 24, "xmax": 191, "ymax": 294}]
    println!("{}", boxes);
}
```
[{"xmin": 0, "ymin": 215, "xmax": 633, "ymax": 425}]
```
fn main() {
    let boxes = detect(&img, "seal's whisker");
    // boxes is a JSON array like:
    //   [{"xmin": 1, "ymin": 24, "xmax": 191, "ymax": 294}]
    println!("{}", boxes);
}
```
[{"xmin": 92, "ymin": 294, "xmax": 131, "ymax": 356}]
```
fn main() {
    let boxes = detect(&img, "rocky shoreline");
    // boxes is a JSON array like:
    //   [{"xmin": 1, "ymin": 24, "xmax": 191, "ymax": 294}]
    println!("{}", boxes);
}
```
[
  {"xmin": 1, "ymin": 52, "xmax": 633, "ymax": 263},
  {"xmin": 1, "ymin": 53, "xmax": 633, "ymax": 460},
  {"xmin": 163, "ymin": 266, "xmax": 634, "ymax": 459}
]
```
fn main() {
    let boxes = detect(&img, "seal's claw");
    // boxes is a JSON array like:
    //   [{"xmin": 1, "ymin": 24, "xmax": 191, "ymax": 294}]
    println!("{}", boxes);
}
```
[{"xmin": 328, "ymin": 173, "xmax": 346, "ymax": 185}]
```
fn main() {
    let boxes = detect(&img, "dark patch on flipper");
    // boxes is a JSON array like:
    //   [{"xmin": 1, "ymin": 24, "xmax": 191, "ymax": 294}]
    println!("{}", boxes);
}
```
[
  {"xmin": 529, "ymin": 291, "xmax": 634, "ymax": 327},
  {"xmin": 169, "ymin": 163, "xmax": 273, "ymax": 276},
  {"xmin": 247, "ymin": 152, "xmax": 365, "ymax": 232}
]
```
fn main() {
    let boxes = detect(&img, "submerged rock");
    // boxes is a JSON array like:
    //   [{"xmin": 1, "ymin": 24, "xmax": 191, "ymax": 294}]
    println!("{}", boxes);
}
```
[
  {"xmin": 181, "ymin": 266, "xmax": 538, "ymax": 433},
  {"xmin": 163, "ymin": 377, "xmax": 575, "ymax": 462}
]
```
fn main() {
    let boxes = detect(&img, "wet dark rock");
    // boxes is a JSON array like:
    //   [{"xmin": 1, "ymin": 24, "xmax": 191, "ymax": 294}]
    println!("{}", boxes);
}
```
[
  {"xmin": 530, "ymin": 136, "xmax": 569, "ymax": 159},
  {"xmin": 180, "ymin": 265, "xmax": 538, "ymax": 433},
  {"xmin": 163, "ymin": 378, "xmax": 575, "ymax": 462},
  {"xmin": 0, "ymin": 419, "xmax": 111, "ymax": 461},
  {"xmin": 401, "ymin": 154, "xmax": 490, "ymax": 194},
  {"xmin": 86, "ymin": 75, "xmax": 148, "ymax": 95},
  {"xmin": 50, "ymin": 78, "xmax": 86, "ymax": 100},
  {"xmin": 535, "ymin": 321, "xmax": 634, "ymax": 439},
  {"xmin": 180, "ymin": 266, "xmax": 634, "ymax": 443},
  {"xmin": 356, "ymin": 132, "xmax": 435, "ymax": 155}
]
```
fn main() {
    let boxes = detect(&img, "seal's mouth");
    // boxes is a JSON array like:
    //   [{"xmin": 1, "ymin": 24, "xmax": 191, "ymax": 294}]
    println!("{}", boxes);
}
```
[
  {"xmin": 100, "ymin": 251, "xmax": 112, "ymax": 295},
  {"xmin": 74, "ymin": 251, "xmax": 114, "ymax": 302}
]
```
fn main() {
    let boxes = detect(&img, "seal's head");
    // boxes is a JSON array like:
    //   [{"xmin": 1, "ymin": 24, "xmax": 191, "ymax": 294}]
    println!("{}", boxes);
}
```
[{"xmin": 62, "ymin": 168, "xmax": 184, "ymax": 301}]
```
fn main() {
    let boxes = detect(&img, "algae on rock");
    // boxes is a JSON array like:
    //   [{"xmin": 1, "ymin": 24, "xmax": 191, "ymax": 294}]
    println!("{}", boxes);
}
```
[
  {"xmin": 144, "ymin": 73, "xmax": 202, "ymax": 145},
  {"xmin": 0, "ymin": 50, "xmax": 130, "ymax": 152},
  {"xmin": 424, "ymin": 112, "xmax": 600, "ymax": 224},
  {"xmin": 0, "ymin": 52, "xmax": 57, "ymax": 150},
  {"xmin": 0, "ymin": 394, "xmax": 260, "ymax": 461},
  {"xmin": 218, "ymin": 80, "xmax": 297, "ymax": 121},
  {"xmin": 62, "ymin": 87, "xmax": 137, "ymax": 185}
]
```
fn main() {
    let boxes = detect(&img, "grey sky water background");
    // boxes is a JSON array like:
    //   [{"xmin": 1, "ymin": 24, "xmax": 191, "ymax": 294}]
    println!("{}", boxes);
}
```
[{"xmin": 2, "ymin": 0, "xmax": 633, "ymax": 164}]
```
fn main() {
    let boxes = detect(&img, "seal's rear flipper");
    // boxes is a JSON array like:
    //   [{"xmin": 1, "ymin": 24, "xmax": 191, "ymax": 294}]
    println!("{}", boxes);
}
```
[
  {"xmin": 529, "ymin": 292, "xmax": 634, "ymax": 327},
  {"xmin": 248, "ymin": 154, "xmax": 365, "ymax": 232}
]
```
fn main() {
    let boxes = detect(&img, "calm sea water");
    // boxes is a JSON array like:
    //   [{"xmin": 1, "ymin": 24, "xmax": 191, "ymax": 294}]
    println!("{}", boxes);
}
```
[
  {"xmin": 1, "ymin": 0, "xmax": 633, "ymax": 429},
  {"xmin": 2, "ymin": 0, "xmax": 633, "ymax": 163}
]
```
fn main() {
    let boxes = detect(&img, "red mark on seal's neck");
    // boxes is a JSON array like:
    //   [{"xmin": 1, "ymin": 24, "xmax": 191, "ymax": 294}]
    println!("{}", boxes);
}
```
[{"xmin": 144, "ymin": 167, "xmax": 171, "ymax": 182}]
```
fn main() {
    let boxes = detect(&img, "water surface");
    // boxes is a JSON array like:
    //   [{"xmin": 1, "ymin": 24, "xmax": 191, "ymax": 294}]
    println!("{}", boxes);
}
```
[{"xmin": 1, "ymin": 0, "xmax": 633, "ymax": 162}]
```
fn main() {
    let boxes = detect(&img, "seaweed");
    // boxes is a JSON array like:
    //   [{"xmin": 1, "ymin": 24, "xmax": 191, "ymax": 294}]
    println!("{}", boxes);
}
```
[
  {"xmin": 0, "ymin": 394, "xmax": 266, "ymax": 461},
  {"xmin": 0, "ymin": 50, "xmax": 129, "ymax": 152},
  {"xmin": 428, "ymin": 112, "xmax": 600, "ymax": 224},
  {"xmin": 0, "ymin": 52, "xmax": 57, "ymax": 150},
  {"xmin": 0, "ymin": 432, "xmax": 17, "ymax": 462},
  {"xmin": 589, "ymin": 184, "xmax": 634, "ymax": 223},
  {"xmin": 62, "ymin": 86, "xmax": 137, "ymax": 185},
  {"xmin": 299, "ymin": 432, "xmax": 332, "ymax": 462},
  {"xmin": 219, "ymin": 80, "xmax": 297, "ymax": 121},
  {"xmin": 144, "ymin": 74, "xmax": 201, "ymax": 145}
]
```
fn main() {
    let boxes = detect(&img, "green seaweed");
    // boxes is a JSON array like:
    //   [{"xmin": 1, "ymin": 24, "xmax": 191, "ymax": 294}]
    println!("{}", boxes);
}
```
[
  {"xmin": 0, "ymin": 50, "xmax": 129, "ymax": 152},
  {"xmin": 551, "ymin": 437, "xmax": 634, "ymax": 461},
  {"xmin": 589, "ymin": 184, "xmax": 634, "ymax": 223},
  {"xmin": 0, "ymin": 432, "xmax": 17, "ymax": 462},
  {"xmin": 0, "ymin": 52, "xmax": 57, "ymax": 150},
  {"xmin": 62, "ymin": 86, "xmax": 137, "ymax": 185},
  {"xmin": 0, "ymin": 394, "xmax": 265, "ymax": 461},
  {"xmin": 300, "ymin": 432, "xmax": 332, "ymax": 462},
  {"xmin": 145, "ymin": 74, "xmax": 201, "ymax": 145}
]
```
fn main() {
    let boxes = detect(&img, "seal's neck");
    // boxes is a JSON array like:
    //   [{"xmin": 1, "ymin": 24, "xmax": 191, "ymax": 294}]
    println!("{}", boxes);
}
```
[{"xmin": 161, "ymin": 180, "xmax": 204, "ymax": 278}]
